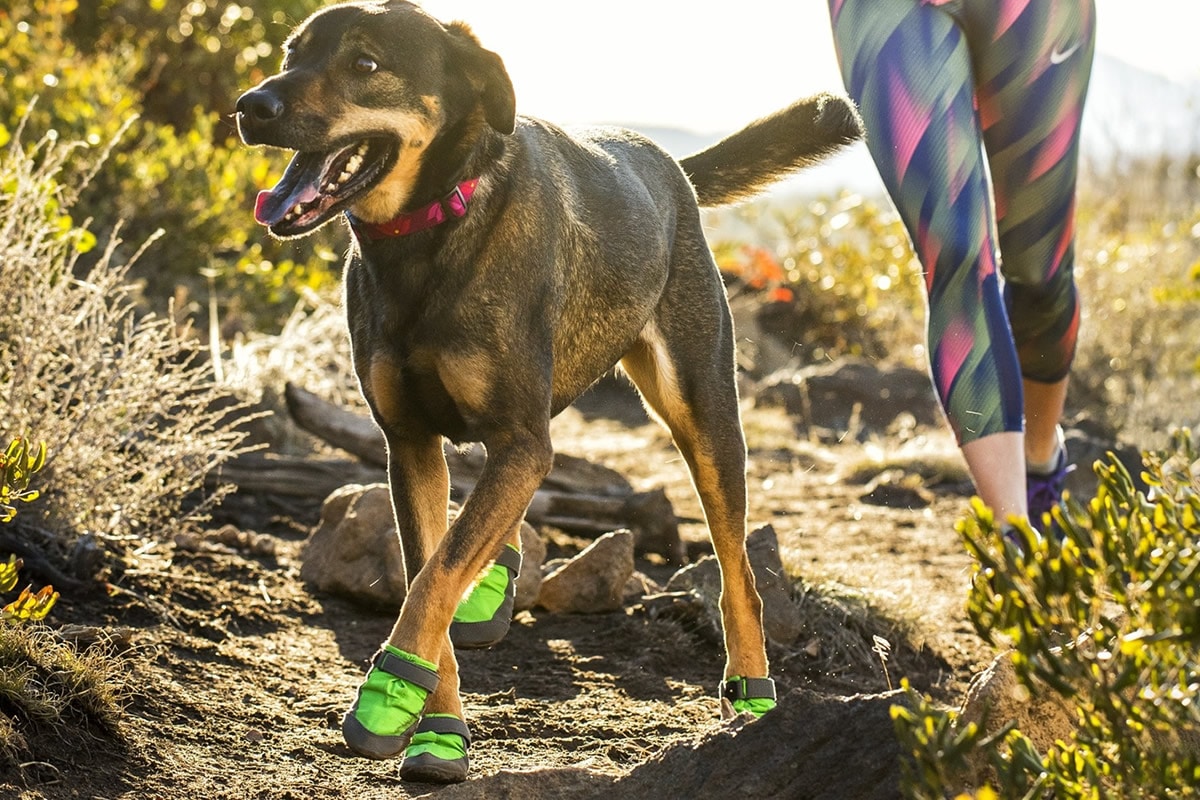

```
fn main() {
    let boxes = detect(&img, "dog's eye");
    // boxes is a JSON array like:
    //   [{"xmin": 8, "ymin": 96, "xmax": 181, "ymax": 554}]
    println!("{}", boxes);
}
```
[{"xmin": 353, "ymin": 56, "xmax": 379, "ymax": 74}]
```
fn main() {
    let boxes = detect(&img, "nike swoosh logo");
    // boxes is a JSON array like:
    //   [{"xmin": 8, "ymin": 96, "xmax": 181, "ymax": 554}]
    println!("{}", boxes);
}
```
[{"xmin": 1050, "ymin": 42, "xmax": 1082, "ymax": 65}]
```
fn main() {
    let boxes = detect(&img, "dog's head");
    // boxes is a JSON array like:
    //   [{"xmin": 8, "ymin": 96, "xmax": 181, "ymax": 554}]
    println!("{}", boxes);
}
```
[{"xmin": 236, "ymin": 0, "xmax": 515, "ymax": 238}]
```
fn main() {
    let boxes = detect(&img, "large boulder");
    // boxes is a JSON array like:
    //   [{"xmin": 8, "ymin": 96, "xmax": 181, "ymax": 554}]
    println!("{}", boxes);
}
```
[
  {"xmin": 756, "ymin": 357, "xmax": 939, "ymax": 441},
  {"xmin": 302, "ymin": 483, "xmax": 407, "ymax": 609},
  {"xmin": 302, "ymin": 483, "xmax": 545, "ymax": 610},
  {"xmin": 665, "ymin": 524, "xmax": 804, "ymax": 647},
  {"xmin": 536, "ymin": 529, "xmax": 635, "ymax": 614}
]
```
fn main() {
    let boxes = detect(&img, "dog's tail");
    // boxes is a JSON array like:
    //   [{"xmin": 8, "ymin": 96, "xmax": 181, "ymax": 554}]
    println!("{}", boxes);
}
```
[{"xmin": 680, "ymin": 92, "xmax": 863, "ymax": 208}]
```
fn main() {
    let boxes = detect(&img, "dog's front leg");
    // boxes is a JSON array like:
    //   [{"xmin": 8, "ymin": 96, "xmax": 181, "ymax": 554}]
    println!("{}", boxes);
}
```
[
  {"xmin": 382, "ymin": 430, "xmax": 451, "ymax": 584},
  {"xmin": 387, "ymin": 425, "xmax": 553, "ymax": 660},
  {"xmin": 342, "ymin": 427, "xmax": 457, "ymax": 761},
  {"xmin": 342, "ymin": 424, "xmax": 552, "ymax": 777}
]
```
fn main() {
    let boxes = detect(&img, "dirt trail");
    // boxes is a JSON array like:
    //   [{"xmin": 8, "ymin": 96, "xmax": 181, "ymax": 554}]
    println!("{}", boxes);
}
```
[{"xmin": 2, "ymin": 395, "xmax": 993, "ymax": 800}]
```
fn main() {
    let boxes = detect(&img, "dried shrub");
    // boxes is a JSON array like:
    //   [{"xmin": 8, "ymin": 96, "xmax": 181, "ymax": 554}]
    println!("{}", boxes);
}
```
[{"xmin": 0, "ymin": 129, "xmax": 252, "ymax": 559}]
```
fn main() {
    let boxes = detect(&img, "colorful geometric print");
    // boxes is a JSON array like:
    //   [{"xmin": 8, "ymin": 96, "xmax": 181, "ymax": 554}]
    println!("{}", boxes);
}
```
[{"xmin": 828, "ymin": 0, "xmax": 1095, "ymax": 444}]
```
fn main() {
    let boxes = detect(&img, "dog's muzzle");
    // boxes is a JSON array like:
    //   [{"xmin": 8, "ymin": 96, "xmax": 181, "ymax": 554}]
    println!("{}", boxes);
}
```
[{"xmin": 235, "ymin": 87, "xmax": 285, "ymax": 144}]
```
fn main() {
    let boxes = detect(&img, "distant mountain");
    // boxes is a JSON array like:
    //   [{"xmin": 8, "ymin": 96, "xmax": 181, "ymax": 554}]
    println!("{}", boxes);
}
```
[
  {"xmin": 605, "ymin": 53, "xmax": 1200, "ymax": 197},
  {"xmin": 1084, "ymin": 53, "xmax": 1200, "ymax": 159}
]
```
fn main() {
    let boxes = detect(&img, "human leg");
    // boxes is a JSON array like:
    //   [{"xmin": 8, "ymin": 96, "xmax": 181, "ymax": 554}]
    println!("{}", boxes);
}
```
[
  {"xmin": 962, "ymin": 0, "xmax": 1096, "ymax": 520},
  {"xmin": 828, "ymin": 0, "xmax": 1028, "ymax": 520}
]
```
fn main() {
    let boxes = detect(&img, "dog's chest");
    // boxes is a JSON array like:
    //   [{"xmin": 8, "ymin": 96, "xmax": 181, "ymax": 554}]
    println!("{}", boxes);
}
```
[{"xmin": 362, "ymin": 344, "xmax": 482, "ymax": 441}]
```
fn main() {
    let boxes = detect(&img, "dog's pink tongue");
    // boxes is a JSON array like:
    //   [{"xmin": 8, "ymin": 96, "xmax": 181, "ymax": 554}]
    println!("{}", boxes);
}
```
[
  {"xmin": 253, "ymin": 180, "xmax": 322, "ymax": 227},
  {"xmin": 254, "ymin": 191, "xmax": 274, "ymax": 226}
]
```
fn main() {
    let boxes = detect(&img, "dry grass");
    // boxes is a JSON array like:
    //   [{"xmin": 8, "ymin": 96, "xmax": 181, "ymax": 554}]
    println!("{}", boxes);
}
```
[
  {"xmin": 0, "ymin": 131, "xmax": 254, "ymax": 557},
  {"xmin": 0, "ymin": 623, "xmax": 129, "ymax": 766}
]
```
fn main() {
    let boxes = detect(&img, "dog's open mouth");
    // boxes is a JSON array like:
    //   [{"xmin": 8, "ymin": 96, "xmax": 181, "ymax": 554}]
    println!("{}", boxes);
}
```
[{"xmin": 254, "ymin": 137, "xmax": 397, "ymax": 237}]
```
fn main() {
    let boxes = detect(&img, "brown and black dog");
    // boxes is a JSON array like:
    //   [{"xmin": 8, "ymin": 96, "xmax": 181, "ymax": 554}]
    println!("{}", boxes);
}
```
[{"xmin": 237, "ymin": 0, "xmax": 861, "ymax": 783}]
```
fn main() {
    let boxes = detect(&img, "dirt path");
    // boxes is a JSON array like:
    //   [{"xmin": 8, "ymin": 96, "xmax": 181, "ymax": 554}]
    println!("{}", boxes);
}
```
[{"xmin": 3, "ymin": 399, "xmax": 995, "ymax": 800}]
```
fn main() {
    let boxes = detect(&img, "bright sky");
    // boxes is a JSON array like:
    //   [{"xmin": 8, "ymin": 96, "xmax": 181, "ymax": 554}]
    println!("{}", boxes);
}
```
[{"xmin": 418, "ymin": 0, "xmax": 1200, "ymax": 134}]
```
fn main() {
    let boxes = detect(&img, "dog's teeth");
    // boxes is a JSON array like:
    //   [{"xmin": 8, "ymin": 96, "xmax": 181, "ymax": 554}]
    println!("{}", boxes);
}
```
[
  {"xmin": 346, "ymin": 155, "xmax": 363, "ymax": 173},
  {"xmin": 338, "ymin": 171, "xmax": 353, "ymax": 183}
]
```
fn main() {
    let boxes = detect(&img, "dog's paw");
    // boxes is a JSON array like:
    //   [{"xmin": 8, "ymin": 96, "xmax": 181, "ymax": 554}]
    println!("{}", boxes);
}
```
[
  {"xmin": 343, "ymin": 645, "xmax": 438, "ymax": 759},
  {"xmin": 450, "ymin": 544, "xmax": 521, "ymax": 650},
  {"xmin": 399, "ymin": 714, "xmax": 471, "ymax": 783}
]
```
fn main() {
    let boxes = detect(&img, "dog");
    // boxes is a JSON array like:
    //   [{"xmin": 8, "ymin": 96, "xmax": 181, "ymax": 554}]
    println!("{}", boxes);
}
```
[{"xmin": 237, "ymin": 0, "xmax": 861, "ymax": 783}]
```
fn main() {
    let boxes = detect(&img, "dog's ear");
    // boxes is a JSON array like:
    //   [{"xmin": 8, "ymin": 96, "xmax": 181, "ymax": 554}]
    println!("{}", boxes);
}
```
[{"xmin": 446, "ymin": 22, "xmax": 516, "ymax": 134}]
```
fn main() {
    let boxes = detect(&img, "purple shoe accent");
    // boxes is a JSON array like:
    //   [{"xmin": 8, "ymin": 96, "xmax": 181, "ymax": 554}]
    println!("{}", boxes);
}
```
[{"xmin": 1027, "ymin": 448, "xmax": 1073, "ymax": 526}]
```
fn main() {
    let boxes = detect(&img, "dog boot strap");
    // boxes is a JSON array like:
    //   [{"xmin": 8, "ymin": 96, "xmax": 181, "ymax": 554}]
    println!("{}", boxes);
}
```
[
  {"xmin": 494, "ymin": 543, "xmax": 522, "ymax": 575},
  {"xmin": 721, "ymin": 676, "xmax": 777, "ymax": 702},
  {"xmin": 373, "ymin": 648, "xmax": 441, "ymax": 694},
  {"xmin": 414, "ymin": 714, "xmax": 471, "ymax": 747},
  {"xmin": 721, "ymin": 676, "xmax": 777, "ymax": 718}
]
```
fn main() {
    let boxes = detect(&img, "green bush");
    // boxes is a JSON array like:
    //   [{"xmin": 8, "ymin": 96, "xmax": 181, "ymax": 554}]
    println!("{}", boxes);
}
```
[
  {"xmin": 0, "ymin": 0, "xmax": 340, "ymax": 331},
  {"xmin": 892, "ymin": 430, "xmax": 1200, "ymax": 799}
]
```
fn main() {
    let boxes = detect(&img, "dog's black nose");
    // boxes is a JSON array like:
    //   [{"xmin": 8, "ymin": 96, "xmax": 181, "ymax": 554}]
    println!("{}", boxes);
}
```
[{"xmin": 236, "ymin": 89, "xmax": 284, "ymax": 123}]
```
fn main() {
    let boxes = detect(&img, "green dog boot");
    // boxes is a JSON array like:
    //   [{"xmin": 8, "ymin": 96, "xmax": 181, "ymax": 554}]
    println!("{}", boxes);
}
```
[
  {"xmin": 450, "ymin": 544, "xmax": 521, "ymax": 649},
  {"xmin": 399, "ymin": 714, "xmax": 471, "ymax": 784},
  {"xmin": 342, "ymin": 645, "xmax": 439, "ymax": 759},
  {"xmin": 721, "ymin": 676, "xmax": 777, "ymax": 718}
]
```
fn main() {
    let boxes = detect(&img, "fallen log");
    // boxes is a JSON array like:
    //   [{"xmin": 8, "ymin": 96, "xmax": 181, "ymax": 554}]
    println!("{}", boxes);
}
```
[
  {"xmin": 284, "ymin": 383, "xmax": 386, "ymax": 467},
  {"xmin": 214, "ymin": 385, "xmax": 684, "ymax": 561},
  {"xmin": 209, "ymin": 452, "xmax": 383, "ymax": 497},
  {"xmin": 284, "ymin": 382, "xmax": 644, "ymax": 497}
]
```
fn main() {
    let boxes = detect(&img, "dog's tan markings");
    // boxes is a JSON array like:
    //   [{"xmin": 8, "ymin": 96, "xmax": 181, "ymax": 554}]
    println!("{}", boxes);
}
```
[
  {"xmin": 621, "ymin": 325, "xmax": 768, "ymax": 679},
  {"xmin": 368, "ymin": 356, "xmax": 406, "ymax": 427},
  {"xmin": 435, "ymin": 348, "xmax": 493, "ymax": 417},
  {"xmin": 339, "ymin": 99, "xmax": 443, "ymax": 223}
]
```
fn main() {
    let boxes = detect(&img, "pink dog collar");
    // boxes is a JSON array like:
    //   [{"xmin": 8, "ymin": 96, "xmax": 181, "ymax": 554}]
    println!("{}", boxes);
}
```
[{"xmin": 349, "ymin": 178, "xmax": 480, "ymax": 239}]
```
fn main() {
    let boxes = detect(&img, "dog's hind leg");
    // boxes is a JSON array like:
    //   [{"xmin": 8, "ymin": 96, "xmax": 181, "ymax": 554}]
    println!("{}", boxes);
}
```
[{"xmin": 620, "ymin": 302, "xmax": 771, "ymax": 693}]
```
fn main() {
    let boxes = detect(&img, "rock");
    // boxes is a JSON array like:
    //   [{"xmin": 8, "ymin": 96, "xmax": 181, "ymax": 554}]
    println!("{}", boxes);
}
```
[
  {"xmin": 303, "ymin": 484, "xmax": 547, "ymax": 612},
  {"xmin": 302, "ymin": 483, "xmax": 408, "ymax": 609},
  {"xmin": 859, "ymin": 469, "xmax": 935, "ymax": 509},
  {"xmin": 953, "ymin": 650, "xmax": 1077, "ymax": 791},
  {"xmin": 536, "ymin": 529, "xmax": 635, "ymax": 614},
  {"xmin": 756, "ymin": 357, "xmax": 939, "ymax": 441},
  {"xmin": 614, "ymin": 688, "xmax": 906, "ymax": 800},
  {"xmin": 513, "ymin": 522, "xmax": 546, "ymax": 612},
  {"xmin": 665, "ymin": 524, "xmax": 803, "ymax": 647},
  {"xmin": 426, "ymin": 688, "xmax": 907, "ymax": 800}
]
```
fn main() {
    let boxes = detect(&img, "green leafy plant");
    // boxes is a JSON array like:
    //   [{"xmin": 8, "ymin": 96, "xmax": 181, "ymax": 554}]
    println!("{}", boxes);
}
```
[
  {"xmin": 0, "ymin": 439, "xmax": 58, "ymax": 624},
  {"xmin": 892, "ymin": 430, "xmax": 1200, "ymax": 799},
  {"xmin": 0, "ymin": 438, "xmax": 45, "ymax": 524},
  {"xmin": 0, "ymin": 0, "xmax": 340, "ymax": 331}
]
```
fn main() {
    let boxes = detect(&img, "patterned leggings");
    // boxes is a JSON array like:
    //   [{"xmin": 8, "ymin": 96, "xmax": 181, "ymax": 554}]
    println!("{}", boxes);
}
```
[{"xmin": 828, "ymin": 0, "xmax": 1095, "ymax": 444}]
